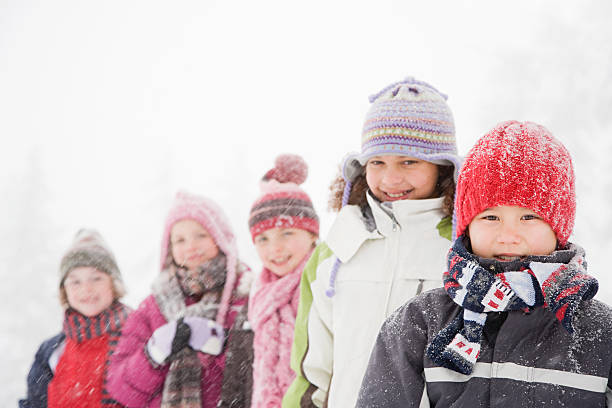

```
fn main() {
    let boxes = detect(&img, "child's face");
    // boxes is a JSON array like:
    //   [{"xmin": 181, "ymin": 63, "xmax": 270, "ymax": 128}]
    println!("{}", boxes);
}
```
[
  {"xmin": 64, "ymin": 266, "xmax": 115, "ymax": 317},
  {"xmin": 365, "ymin": 155, "xmax": 439, "ymax": 202},
  {"xmin": 170, "ymin": 219, "xmax": 220, "ymax": 271},
  {"xmin": 468, "ymin": 205, "xmax": 557, "ymax": 261},
  {"xmin": 254, "ymin": 228, "xmax": 316, "ymax": 278}
]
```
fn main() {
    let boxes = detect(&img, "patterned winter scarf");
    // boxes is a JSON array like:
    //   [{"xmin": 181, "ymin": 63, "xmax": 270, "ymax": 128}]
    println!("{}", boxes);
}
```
[
  {"xmin": 426, "ymin": 236, "xmax": 598, "ymax": 375},
  {"xmin": 152, "ymin": 253, "xmax": 227, "ymax": 408},
  {"xmin": 249, "ymin": 250, "xmax": 312, "ymax": 407},
  {"xmin": 63, "ymin": 301, "xmax": 130, "ymax": 407}
]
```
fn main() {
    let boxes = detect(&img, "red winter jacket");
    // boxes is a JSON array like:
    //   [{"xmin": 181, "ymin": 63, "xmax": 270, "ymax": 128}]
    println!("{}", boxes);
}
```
[{"xmin": 48, "ymin": 334, "xmax": 110, "ymax": 408}]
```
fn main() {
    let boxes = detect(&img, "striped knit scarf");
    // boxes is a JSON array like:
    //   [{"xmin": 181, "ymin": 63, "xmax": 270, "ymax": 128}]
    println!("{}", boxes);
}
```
[
  {"xmin": 249, "ymin": 250, "xmax": 312, "ymax": 407},
  {"xmin": 426, "ymin": 236, "xmax": 598, "ymax": 375},
  {"xmin": 63, "ymin": 301, "xmax": 130, "ymax": 407},
  {"xmin": 152, "ymin": 254, "xmax": 227, "ymax": 408}
]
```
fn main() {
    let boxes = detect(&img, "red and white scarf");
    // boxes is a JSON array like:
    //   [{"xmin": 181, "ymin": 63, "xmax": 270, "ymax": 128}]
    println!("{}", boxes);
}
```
[{"xmin": 249, "ymin": 250, "xmax": 313, "ymax": 408}]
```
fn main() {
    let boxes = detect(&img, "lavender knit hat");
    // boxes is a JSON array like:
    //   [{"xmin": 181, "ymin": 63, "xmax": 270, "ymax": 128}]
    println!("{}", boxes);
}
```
[
  {"xmin": 342, "ymin": 77, "xmax": 461, "ymax": 184},
  {"xmin": 161, "ymin": 190, "xmax": 239, "ymax": 327}
]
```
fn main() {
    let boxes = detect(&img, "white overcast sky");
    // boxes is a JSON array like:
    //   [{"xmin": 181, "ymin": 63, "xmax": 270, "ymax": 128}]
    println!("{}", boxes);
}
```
[{"xmin": 2, "ymin": 0, "xmax": 611, "ymax": 403}]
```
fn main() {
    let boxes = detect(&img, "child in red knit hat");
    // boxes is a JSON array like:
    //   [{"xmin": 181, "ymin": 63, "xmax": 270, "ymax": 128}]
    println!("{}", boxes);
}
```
[
  {"xmin": 357, "ymin": 121, "xmax": 612, "ymax": 407},
  {"xmin": 248, "ymin": 154, "xmax": 319, "ymax": 408},
  {"xmin": 20, "ymin": 229, "xmax": 131, "ymax": 408},
  {"xmin": 108, "ymin": 191, "xmax": 254, "ymax": 408}
]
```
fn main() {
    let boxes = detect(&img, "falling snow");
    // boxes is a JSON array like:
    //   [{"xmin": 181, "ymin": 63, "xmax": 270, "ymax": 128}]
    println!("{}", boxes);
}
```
[{"xmin": 3, "ymin": 1, "xmax": 612, "ymax": 405}]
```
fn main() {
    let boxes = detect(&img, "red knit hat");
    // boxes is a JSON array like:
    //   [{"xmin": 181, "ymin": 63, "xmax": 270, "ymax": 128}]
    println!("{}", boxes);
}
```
[
  {"xmin": 249, "ymin": 154, "xmax": 319, "ymax": 241},
  {"xmin": 455, "ymin": 120, "xmax": 576, "ymax": 246}
]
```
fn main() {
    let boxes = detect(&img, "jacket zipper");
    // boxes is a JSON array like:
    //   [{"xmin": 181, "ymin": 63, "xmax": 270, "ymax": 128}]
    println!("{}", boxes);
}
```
[{"xmin": 382, "ymin": 221, "xmax": 400, "ymax": 319}]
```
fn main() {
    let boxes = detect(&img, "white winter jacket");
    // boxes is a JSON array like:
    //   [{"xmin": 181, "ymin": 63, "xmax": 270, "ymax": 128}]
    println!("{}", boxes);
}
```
[{"xmin": 283, "ymin": 193, "xmax": 452, "ymax": 408}]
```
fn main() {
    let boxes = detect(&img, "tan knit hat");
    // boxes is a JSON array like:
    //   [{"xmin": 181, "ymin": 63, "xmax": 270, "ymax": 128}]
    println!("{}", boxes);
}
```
[{"xmin": 59, "ymin": 229, "xmax": 125, "ymax": 303}]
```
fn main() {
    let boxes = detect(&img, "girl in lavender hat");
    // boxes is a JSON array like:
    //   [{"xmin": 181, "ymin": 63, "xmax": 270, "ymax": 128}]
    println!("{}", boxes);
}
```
[
  {"xmin": 283, "ymin": 77, "xmax": 462, "ymax": 407},
  {"xmin": 108, "ymin": 191, "xmax": 253, "ymax": 408}
]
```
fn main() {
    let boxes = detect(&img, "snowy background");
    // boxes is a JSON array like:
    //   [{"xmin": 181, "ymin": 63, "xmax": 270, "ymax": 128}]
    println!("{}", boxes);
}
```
[{"xmin": 2, "ymin": 0, "xmax": 611, "ymax": 404}]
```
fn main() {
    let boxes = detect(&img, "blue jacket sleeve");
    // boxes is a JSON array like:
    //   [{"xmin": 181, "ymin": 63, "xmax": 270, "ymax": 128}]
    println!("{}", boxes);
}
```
[{"xmin": 19, "ymin": 333, "xmax": 65, "ymax": 408}]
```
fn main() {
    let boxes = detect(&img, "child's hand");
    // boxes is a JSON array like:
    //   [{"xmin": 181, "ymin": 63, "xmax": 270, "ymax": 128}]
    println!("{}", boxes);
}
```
[
  {"xmin": 182, "ymin": 316, "xmax": 225, "ymax": 355},
  {"xmin": 146, "ymin": 318, "xmax": 192, "ymax": 365}
]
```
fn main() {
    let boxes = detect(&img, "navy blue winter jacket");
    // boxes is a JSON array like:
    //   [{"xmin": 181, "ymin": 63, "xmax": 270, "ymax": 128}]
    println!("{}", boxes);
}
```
[{"xmin": 19, "ymin": 333, "xmax": 65, "ymax": 408}]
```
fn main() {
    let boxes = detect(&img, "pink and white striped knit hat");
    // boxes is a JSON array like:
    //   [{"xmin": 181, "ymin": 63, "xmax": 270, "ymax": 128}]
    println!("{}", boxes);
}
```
[{"xmin": 160, "ymin": 190, "xmax": 238, "ymax": 326}]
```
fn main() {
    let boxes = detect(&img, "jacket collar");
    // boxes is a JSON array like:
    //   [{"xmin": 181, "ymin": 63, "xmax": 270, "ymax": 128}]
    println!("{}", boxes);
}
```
[
  {"xmin": 326, "ymin": 192, "xmax": 445, "ymax": 263},
  {"xmin": 326, "ymin": 204, "xmax": 381, "ymax": 263},
  {"xmin": 369, "ymin": 192, "xmax": 444, "ymax": 236}
]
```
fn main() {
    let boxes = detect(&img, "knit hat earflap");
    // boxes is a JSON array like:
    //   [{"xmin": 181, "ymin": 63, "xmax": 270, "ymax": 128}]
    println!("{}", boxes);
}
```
[
  {"xmin": 60, "ymin": 228, "xmax": 125, "ymax": 299},
  {"xmin": 454, "ymin": 120, "xmax": 576, "ymax": 247},
  {"xmin": 161, "ymin": 190, "xmax": 239, "ymax": 327},
  {"xmin": 249, "ymin": 154, "xmax": 319, "ymax": 241}
]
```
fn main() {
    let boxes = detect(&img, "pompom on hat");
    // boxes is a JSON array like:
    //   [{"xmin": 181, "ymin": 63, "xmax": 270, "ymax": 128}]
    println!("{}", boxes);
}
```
[
  {"xmin": 60, "ymin": 228, "xmax": 126, "ymax": 304},
  {"xmin": 249, "ymin": 154, "xmax": 319, "ymax": 241},
  {"xmin": 455, "ymin": 120, "xmax": 576, "ymax": 247},
  {"xmin": 161, "ymin": 190, "xmax": 239, "ymax": 326},
  {"xmin": 342, "ymin": 76, "xmax": 462, "ymax": 185}
]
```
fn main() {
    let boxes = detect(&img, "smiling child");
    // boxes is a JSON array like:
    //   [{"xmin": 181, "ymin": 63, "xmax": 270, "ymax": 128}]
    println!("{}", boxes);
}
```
[
  {"xmin": 283, "ymin": 77, "xmax": 462, "ymax": 407},
  {"xmin": 248, "ymin": 154, "xmax": 319, "ymax": 407},
  {"xmin": 108, "ymin": 191, "xmax": 253, "ymax": 408},
  {"xmin": 20, "ymin": 229, "xmax": 130, "ymax": 408}
]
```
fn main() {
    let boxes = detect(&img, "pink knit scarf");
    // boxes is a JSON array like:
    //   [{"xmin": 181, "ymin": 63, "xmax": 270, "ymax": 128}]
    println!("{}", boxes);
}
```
[{"xmin": 249, "ymin": 250, "xmax": 313, "ymax": 408}]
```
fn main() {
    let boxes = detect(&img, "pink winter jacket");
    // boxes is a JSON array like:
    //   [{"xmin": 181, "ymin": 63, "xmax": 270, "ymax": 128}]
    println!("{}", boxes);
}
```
[{"xmin": 107, "ymin": 294, "xmax": 246, "ymax": 408}]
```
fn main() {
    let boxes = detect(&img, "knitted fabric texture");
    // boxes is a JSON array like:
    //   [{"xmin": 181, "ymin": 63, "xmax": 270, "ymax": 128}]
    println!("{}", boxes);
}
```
[
  {"xmin": 454, "ymin": 120, "xmax": 576, "ymax": 246},
  {"xmin": 152, "ymin": 265, "xmax": 226, "ymax": 408},
  {"xmin": 161, "ymin": 190, "xmax": 238, "ymax": 328},
  {"xmin": 153, "ymin": 265, "xmax": 226, "ymax": 321},
  {"xmin": 426, "ymin": 236, "xmax": 598, "ymax": 375},
  {"xmin": 248, "ymin": 249, "xmax": 312, "ymax": 407},
  {"xmin": 60, "ymin": 228, "xmax": 125, "ymax": 298},
  {"xmin": 342, "ymin": 76, "xmax": 462, "ymax": 183},
  {"xmin": 173, "ymin": 253, "xmax": 227, "ymax": 298},
  {"xmin": 249, "ymin": 154, "xmax": 319, "ymax": 240},
  {"xmin": 56, "ymin": 302, "xmax": 130, "ymax": 407}
]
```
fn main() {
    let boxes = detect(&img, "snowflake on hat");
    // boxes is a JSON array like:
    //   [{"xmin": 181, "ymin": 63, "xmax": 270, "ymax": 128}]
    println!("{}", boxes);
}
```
[{"xmin": 249, "ymin": 154, "xmax": 319, "ymax": 241}]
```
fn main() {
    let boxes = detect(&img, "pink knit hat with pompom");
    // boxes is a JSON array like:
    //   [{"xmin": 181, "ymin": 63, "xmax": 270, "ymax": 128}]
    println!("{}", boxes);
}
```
[
  {"xmin": 249, "ymin": 154, "xmax": 319, "ymax": 241},
  {"xmin": 161, "ymin": 190, "xmax": 239, "ymax": 327}
]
